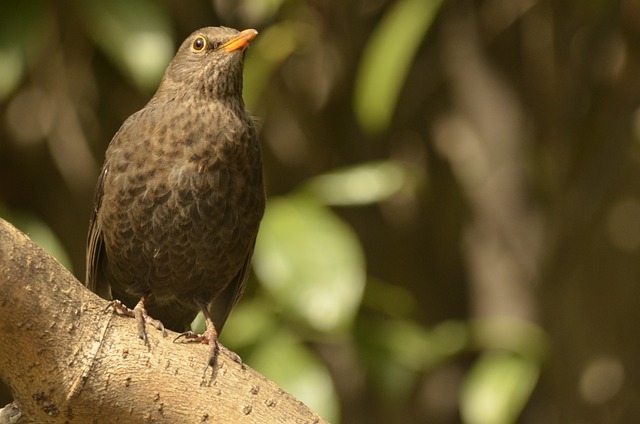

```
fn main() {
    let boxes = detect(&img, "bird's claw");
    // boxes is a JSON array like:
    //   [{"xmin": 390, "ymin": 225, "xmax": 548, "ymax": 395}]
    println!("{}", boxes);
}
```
[
  {"xmin": 173, "ymin": 330, "xmax": 205, "ymax": 343},
  {"xmin": 104, "ymin": 297, "xmax": 167, "ymax": 345},
  {"xmin": 174, "ymin": 329, "xmax": 243, "ymax": 370}
]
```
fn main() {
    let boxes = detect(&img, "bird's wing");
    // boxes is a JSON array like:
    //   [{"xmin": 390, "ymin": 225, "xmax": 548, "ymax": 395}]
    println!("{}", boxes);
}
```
[
  {"xmin": 85, "ymin": 163, "xmax": 112, "ymax": 299},
  {"xmin": 85, "ymin": 107, "xmax": 150, "ymax": 299},
  {"xmin": 209, "ymin": 236, "xmax": 257, "ymax": 333}
]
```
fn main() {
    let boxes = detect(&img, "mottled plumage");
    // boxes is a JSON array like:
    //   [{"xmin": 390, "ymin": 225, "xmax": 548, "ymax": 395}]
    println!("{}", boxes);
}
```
[{"xmin": 86, "ymin": 27, "xmax": 264, "ymax": 365}]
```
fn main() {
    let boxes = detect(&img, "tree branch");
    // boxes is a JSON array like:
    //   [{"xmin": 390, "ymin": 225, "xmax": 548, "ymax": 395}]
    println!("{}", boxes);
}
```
[{"xmin": 0, "ymin": 218, "xmax": 326, "ymax": 423}]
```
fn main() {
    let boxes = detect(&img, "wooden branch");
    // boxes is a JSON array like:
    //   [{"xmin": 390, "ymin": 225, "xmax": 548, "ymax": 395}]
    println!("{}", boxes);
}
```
[{"xmin": 0, "ymin": 218, "xmax": 326, "ymax": 423}]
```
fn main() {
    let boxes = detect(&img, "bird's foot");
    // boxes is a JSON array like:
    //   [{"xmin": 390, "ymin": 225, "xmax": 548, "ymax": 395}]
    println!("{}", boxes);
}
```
[
  {"xmin": 105, "ymin": 297, "xmax": 167, "ymax": 345},
  {"xmin": 174, "ymin": 322, "xmax": 243, "ymax": 371}
]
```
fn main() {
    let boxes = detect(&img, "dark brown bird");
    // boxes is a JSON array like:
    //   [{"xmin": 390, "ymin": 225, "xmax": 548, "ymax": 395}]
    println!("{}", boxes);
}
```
[{"xmin": 86, "ymin": 27, "xmax": 265, "ymax": 367}]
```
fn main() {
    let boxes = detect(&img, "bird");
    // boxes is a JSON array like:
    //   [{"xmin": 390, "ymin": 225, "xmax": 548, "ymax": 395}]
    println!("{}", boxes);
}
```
[{"xmin": 85, "ymin": 26, "xmax": 265, "ymax": 368}]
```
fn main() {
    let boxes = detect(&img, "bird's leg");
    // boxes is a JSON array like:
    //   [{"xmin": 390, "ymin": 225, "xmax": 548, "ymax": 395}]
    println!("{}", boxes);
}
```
[
  {"xmin": 105, "ymin": 292, "xmax": 167, "ymax": 345},
  {"xmin": 174, "ymin": 301, "xmax": 242, "ymax": 370}
]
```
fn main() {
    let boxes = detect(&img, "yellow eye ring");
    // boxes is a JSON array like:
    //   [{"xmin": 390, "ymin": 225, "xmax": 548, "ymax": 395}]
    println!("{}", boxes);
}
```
[{"xmin": 192, "ymin": 36, "xmax": 206, "ymax": 52}]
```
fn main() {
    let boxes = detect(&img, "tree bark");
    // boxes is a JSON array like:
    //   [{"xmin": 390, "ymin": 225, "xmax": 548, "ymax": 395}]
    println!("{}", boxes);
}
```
[{"xmin": 0, "ymin": 218, "xmax": 326, "ymax": 423}]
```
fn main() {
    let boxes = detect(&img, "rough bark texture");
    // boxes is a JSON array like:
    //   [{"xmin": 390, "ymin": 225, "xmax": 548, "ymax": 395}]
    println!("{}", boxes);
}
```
[{"xmin": 0, "ymin": 218, "xmax": 325, "ymax": 423}]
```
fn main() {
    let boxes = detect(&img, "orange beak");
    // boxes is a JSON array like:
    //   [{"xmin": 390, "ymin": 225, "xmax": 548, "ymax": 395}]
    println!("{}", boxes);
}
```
[{"xmin": 221, "ymin": 29, "xmax": 258, "ymax": 54}]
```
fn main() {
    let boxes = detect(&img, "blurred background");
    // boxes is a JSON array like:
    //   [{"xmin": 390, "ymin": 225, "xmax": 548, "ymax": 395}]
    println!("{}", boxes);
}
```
[{"xmin": 1, "ymin": 0, "xmax": 639, "ymax": 422}]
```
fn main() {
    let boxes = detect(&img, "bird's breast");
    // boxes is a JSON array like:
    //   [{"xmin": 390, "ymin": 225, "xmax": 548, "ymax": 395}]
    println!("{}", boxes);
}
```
[{"xmin": 100, "ymin": 121, "xmax": 264, "ymax": 302}]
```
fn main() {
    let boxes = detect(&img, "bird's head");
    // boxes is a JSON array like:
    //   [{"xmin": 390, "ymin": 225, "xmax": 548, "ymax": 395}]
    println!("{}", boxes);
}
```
[{"xmin": 158, "ymin": 27, "xmax": 257, "ymax": 101}]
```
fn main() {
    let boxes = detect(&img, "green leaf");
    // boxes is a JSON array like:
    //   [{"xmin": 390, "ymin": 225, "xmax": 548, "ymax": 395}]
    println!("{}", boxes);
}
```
[
  {"xmin": 471, "ymin": 317, "xmax": 549, "ymax": 361},
  {"xmin": 243, "ymin": 21, "xmax": 306, "ymax": 110},
  {"xmin": 248, "ymin": 329, "xmax": 339, "ymax": 423},
  {"xmin": 0, "ymin": 0, "xmax": 48, "ymax": 99},
  {"xmin": 218, "ymin": 298, "xmax": 277, "ymax": 349},
  {"xmin": 354, "ymin": 0, "xmax": 444, "ymax": 134},
  {"xmin": 461, "ymin": 352, "xmax": 540, "ymax": 424},
  {"xmin": 253, "ymin": 195, "xmax": 366, "ymax": 334},
  {"xmin": 362, "ymin": 277, "xmax": 417, "ymax": 317},
  {"xmin": 303, "ymin": 161, "xmax": 408, "ymax": 206},
  {"xmin": 0, "ymin": 47, "xmax": 23, "ymax": 100},
  {"xmin": 358, "ymin": 317, "xmax": 468, "ymax": 401}
]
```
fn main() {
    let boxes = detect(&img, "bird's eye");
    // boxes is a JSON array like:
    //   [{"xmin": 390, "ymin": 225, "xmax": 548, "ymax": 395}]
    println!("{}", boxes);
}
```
[{"xmin": 192, "ymin": 36, "xmax": 206, "ymax": 52}]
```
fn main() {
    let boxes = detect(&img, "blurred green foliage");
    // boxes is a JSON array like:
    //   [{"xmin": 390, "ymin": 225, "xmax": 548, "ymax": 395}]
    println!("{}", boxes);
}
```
[
  {"xmin": 0, "ymin": 0, "xmax": 47, "ymax": 99},
  {"xmin": 254, "ymin": 194, "xmax": 366, "ymax": 334},
  {"xmin": 77, "ymin": 0, "xmax": 174, "ymax": 91},
  {"xmin": 461, "ymin": 351, "xmax": 539, "ymax": 424},
  {"xmin": 354, "ymin": 0, "xmax": 444, "ymax": 134},
  {"xmin": 1, "ymin": 0, "xmax": 639, "ymax": 423}
]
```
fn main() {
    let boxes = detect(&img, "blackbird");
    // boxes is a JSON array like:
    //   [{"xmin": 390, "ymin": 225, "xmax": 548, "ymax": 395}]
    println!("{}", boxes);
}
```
[{"xmin": 85, "ymin": 27, "xmax": 265, "ymax": 367}]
